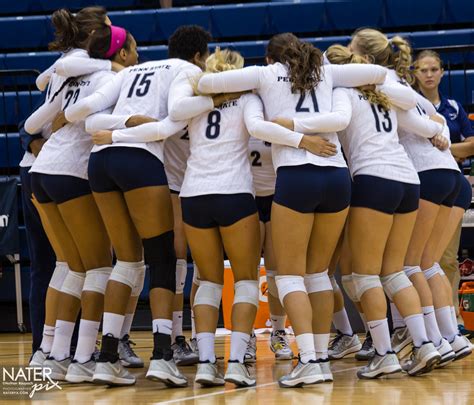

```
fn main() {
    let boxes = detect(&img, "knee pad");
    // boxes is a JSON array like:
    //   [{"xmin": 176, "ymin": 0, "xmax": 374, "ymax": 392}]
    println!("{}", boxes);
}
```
[
  {"xmin": 131, "ymin": 263, "xmax": 146, "ymax": 297},
  {"xmin": 109, "ymin": 260, "xmax": 143, "ymax": 290},
  {"xmin": 192, "ymin": 262, "xmax": 200, "ymax": 286},
  {"xmin": 48, "ymin": 262, "xmax": 69, "ymax": 292},
  {"xmin": 329, "ymin": 275, "xmax": 340, "ymax": 292},
  {"xmin": 275, "ymin": 275, "xmax": 306, "ymax": 305},
  {"xmin": 175, "ymin": 259, "xmax": 188, "ymax": 294},
  {"xmin": 380, "ymin": 271, "xmax": 413, "ymax": 300},
  {"xmin": 61, "ymin": 270, "xmax": 86, "ymax": 299},
  {"xmin": 423, "ymin": 264, "xmax": 441, "ymax": 280},
  {"xmin": 403, "ymin": 265, "xmax": 422, "ymax": 278},
  {"xmin": 194, "ymin": 281, "xmax": 223, "ymax": 309},
  {"xmin": 304, "ymin": 270, "xmax": 333, "ymax": 294},
  {"xmin": 266, "ymin": 270, "xmax": 278, "ymax": 297},
  {"xmin": 83, "ymin": 267, "xmax": 113, "ymax": 295},
  {"xmin": 433, "ymin": 262, "xmax": 446, "ymax": 277},
  {"xmin": 144, "ymin": 231, "xmax": 177, "ymax": 293},
  {"xmin": 233, "ymin": 280, "xmax": 259, "ymax": 307},
  {"xmin": 351, "ymin": 273, "xmax": 382, "ymax": 301},
  {"xmin": 341, "ymin": 275, "xmax": 359, "ymax": 302}
]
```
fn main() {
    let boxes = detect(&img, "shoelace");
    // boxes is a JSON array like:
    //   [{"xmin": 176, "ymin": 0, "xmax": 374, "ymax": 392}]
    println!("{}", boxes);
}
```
[
  {"xmin": 122, "ymin": 338, "xmax": 138, "ymax": 357},
  {"xmin": 329, "ymin": 331, "xmax": 344, "ymax": 350},
  {"xmin": 177, "ymin": 339, "xmax": 193, "ymax": 355}
]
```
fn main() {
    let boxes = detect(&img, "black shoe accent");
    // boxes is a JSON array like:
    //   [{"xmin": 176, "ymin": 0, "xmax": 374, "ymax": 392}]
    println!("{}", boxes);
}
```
[
  {"xmin": 152, "ymin": 332, "xmax": 173, "ymax": 361},
  {"xmin": 98, "ymin": 333, "xmax": 119, "ymax": 363}
]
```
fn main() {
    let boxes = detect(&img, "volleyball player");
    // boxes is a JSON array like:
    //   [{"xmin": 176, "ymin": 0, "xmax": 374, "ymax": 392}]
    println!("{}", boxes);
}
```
[
  {"xmin": 197, "ymin": 33, "xmax": 387, "ymax": 387},
  {"xmin": 349, "ymin": 28, "xmax": 472, "ymax": 363}
]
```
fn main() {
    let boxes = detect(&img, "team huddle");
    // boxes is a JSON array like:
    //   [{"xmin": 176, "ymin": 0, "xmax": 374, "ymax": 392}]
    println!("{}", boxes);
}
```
[{"xmin": 23, "ymin": 6, "xmax": 473, "ymax": 390}]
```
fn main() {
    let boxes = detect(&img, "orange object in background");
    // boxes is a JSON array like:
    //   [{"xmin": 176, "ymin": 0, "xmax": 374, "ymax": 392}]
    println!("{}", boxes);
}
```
[
  {"xmin": 222, "ymin": 260, "xmax": 290, "ymax": 330},
  {"xmin": 459, "ymin": 282, "xmax": 474, "ymax": 332}
]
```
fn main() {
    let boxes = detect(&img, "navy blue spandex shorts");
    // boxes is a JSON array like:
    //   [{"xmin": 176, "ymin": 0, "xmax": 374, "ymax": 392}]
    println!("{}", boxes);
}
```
[
  {"xmin": 31, "ymin": 173, "xmax": 91, "ymax": 204},
  {"xmin": 418, "ymin": 169, "xmax": 461, "ymax": 207}
]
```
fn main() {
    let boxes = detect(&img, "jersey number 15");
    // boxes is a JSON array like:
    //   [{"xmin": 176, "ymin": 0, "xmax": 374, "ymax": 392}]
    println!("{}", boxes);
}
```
[{"xmin": 127, "ymin": 73, "xmax": 155, "ymax": 98}]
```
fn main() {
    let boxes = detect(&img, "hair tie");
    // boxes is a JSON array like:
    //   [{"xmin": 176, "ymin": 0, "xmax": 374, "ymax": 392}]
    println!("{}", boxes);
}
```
[{"xmin": 105, "ymin": 25, "xmax": 127, "ymax": 58}]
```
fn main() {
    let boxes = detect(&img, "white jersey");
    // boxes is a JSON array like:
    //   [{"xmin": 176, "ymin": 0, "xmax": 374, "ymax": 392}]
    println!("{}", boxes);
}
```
[
  {"xmin": 163, "ymin": 129, "xmax": 190, "ymax": 192},
  {"xmin": 29, "ymin": 70, "xmax": 114, "ymax": 179},
  {"xmin": 248, "ymin": 137, "xmax": 275, "ymax": 196},
  {"xmin": 180, "ymin": 94, "xmax": 264, "ymax": 197},
  {"xmin": 198, "ymin": 62, "xmax": 387, "ymax": 170}
]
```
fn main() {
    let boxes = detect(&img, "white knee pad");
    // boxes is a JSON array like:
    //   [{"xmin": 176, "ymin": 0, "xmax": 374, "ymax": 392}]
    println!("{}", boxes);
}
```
[
  {"xmin": 192, "ymin": 262, "xmax": 200, "ymax": 286},
  {"xmin": 194, "ymin": 281, "xmax": 223, "ymax": 309},
  {"xmin": 61, "ymin": 271, "xmax": 86, "ymax": 299},
  {"xmin": 380, "ymin": 271, "xmax": 413, "ymax": 300},
  {"xmin": 403, "ymin": 265, "xmax": 422, "ymax": 278},
  {"xmin": 423, "ymin": 264, "xmax": 441, "ymax": 280},
  {"xmin": 329, "ymin": 275, "xmax": 340, "ymax": 292},
  {"xmin": 351, "ymin": 273, "xmax": 382, "ymax": 301},
  {"xmin": 275, "ymin": 275, "xmax": 306, "ymax": 305},
  {"xmin": 109, "ymin": 260, "xmax": 143, "ymax": 290},
  {"xmin": 304, "ymin": 270, "xmax": 333, "ymax": 294},
  {"xmin": 433, "ymin": 262, "xmax": 446, "ymax": 277},
  {"xmin": 341, "ymin": 274, "xmax": 359, "ymax": 302},
  {"xmin": 266, "ymin": 270, "xmax": 278, "ymax": 297},
  {"xmin": 233, "ymin": 280, "xmax": 259, "ymax": 307},
  {"xmin": 131, "ymin": 263, "xmax": 146, "ymax": 297},
  {"xmin": 48, "ymin": 262, "xmax": 69, "ymax": 292},
  {"xmin": 175, "ymin": 259, "xmax": 188, "ymax": 294},
  {"xmin": 83, "ymin": 267, "xmax": 113, "ymax": 295}
]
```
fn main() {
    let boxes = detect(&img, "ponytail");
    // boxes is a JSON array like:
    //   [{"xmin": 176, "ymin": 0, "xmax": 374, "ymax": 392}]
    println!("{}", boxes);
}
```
[{"xmin": 389, "ymin": 35, "xmax": 414, "ymax": 84}]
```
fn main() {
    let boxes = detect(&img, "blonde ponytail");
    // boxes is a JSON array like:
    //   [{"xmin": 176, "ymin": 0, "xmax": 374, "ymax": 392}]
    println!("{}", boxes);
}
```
[{"xmin": 389, "ymin": 35, "xmax": 414, "ymax": 84}]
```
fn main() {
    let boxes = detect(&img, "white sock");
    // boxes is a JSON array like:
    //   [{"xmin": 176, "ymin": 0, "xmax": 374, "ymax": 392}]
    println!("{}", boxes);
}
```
[
  {"xmin": 295, "ymin": 333, "xmax": 316, "ymax": 363},
  {"xmin": 120, "ymin": 313, "xmax": 134, "ymax": 339},
  {"xmin": 74, "ymin": 319, "xmax": 100, "ymax": 363},
  {"xmin": 191, "ymin": 310, "xmax": 196, "ymax": 339},
  {"xmin": 435, "ymin": 306, "xmax": 458, "ymax": 342},
  {"xmin": 359, "ymin": 313, "xmax": 369, "ymax": 333},
  {"xmin": 404, "ymin": 314, "xmax": 428, "ymax": 347},
  {"xmin": 50, "ymin": 320, "xmax": 75, "ymax": 361},
  {"xmin": 450, "ymin": 306, "xmax": 458, "ymax": 332},
  {"xmin": 40, "ymin": 325, "xmax": 55, "ymax": 353},
  {"xmin": 422, "ymin": 306, "xmax": 443, "ymax": 346},
  {"xmin": 172, "ymin": 311, "xmax": 183, "ymax": 342},
  {"xmin": 367, "ymin": 319, "xmax": 391, "ymax": 355},
  {"xmin": 270, "ymin": 314, "xmax": 286, "ymax": 332},
  {"xmin": 313, "ymin": 333, "xmax": 330, "ymax": 360},
  {"xmin": 152, "ymin": 319, "xmax": 173, "ymax": 335},
  {"xmin": 333, "ymin": 309, "xmax": 353, "ymax": 336},
  {"xmin": 390, "ymin": 303, "xmax": 405, "ymax": 329},
  {"xmin": 230, "ymin": 331, "xmax": 250, "ymax": 363},
  {"xmin": 103, "ymin": 312, "xmax": 125, "ymax": 338},
  {"xmin": 196, "ymin": 332, "xmax": 216, "ymax": 362}
]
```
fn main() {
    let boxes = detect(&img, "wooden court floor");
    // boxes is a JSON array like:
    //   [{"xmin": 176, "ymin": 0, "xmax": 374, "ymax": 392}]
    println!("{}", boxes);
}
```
[{"xmin": 1, "ymin": 331, "xmax": 473, "ymax": 405}]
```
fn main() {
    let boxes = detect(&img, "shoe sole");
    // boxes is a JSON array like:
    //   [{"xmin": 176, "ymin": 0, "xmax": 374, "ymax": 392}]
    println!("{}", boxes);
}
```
[
  {"xmin": 407, "ymin": 354, "xmax": 441, "ymax": 376},
  {"xmin": 453, "ymin": 347, "xmax": 472, "ymax": 361},
  {"xmin": 278, "ymin": 375, "xmax": 325, "ymax": 388},
  {"xmin": 195, "ymin": 375, "xmax": 225, "ymax": 387},
  {"xmin": 244, "ymin": 358, "xmax": 256, "ymax": 364},
  {"xmin": 93, "ymin": 374, "xmax": 136, "ymax": 386},
  {"xmin": 357, "ymin": 365, "xmax": 402, "ymax": 379},
  {"xmin": 224, "ymin": 375, "xmax": 256, "ymax": 387},
  {"xmin": 435, "ymin": 352, "xmax": 456, "ymax": 368},
  {"xmin": 393, "ymin": 338, "xmax": 412, "ymax": 354},
  {"xmin": 120, "ymin": 360, "xmax": 144, "ymax": 369},
  {"xmin": 146, "ymin": 372, "xmax": 188, "ymax": 387},
  {"xmin": 65, "ymin": 374, "xmax": 94, "ymax": 383},
  {"xmin": 329, "ymin": 343, "xmax": 363, "ymax": 360},
  {"xmin": 275, "ymin": 354, "xmax": 294, "ymax": 361}
]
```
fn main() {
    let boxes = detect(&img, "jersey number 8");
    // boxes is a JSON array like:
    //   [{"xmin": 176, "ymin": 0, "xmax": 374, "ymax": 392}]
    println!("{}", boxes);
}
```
[{"xmin": 206, "ymin": 110, "xmax": 221, "ymax": 139}]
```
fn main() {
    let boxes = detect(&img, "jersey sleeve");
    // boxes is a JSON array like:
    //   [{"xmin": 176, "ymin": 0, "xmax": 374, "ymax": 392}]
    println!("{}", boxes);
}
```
[
  {"xmin": 65, "ymin": 71, "xmax": 124, "ymax": 123},
  {"xmin": 377, "ymin": 80, "xmax": 417, "ymax": 110},
  {"xmin": 24, "ymin": 90, "xmax": 63, "ymax": 135},
  {"xmin": 36, "ymin": 64, "xmax": 55, "ymax": 91},
  {"xmin": 85, "ymin": 112, "xmax": 131, "ymax": 133},
  {"xmin": 397, "ymin": 108, "xmax": 444, "ymax": 139},
  {"xmin": 330, "ymin": 64, "xmax": 387, "ymax": 87},
  {"xmin": 243, "ymin": 94, "xmax": 303, "ymax": 148},
  {"xmin": 414, "ymin": 92, "xmax": 437, "ymax": 116},
  {"xmin": 197, "ymin": 65, "xmax": 264, "ymax": 94},
  {"xmin": 54, "ymin": 56, "xmax": 111, "ymax": 78},
  {"xmin": 293, "ymin": 88, "xmax": 352, "ymax": 134},
  {"xmin": 457, "ymin": 102, "xmax": 474, "ymax": 138},
  {"xmin": 111, "ymin": 118, "xmax": 188, "ymax": 143},
  {"xmin": 168, "ymin": 68, "xmax": 214, "ymax": 121}
]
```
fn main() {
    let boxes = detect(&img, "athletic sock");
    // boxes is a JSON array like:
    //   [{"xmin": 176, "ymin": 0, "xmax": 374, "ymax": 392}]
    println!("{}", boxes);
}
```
[
  {"xmin": 74, "ymin": 319, "xmax": 100, "ymax": 363},
  {"xmin": 230, "ymin": 331, "xmax": 250, "ymax": 363},
  {"xmin": 422, "ymin": 306, "xmax": 443, "ymax": 346},
  {"xmin": 191, "ymin": 310, "xmax": 196, "ymax": 340},
  {"xmin": 333, "ymin": 309, "xmax": 353, "ymax": 336},
  {"xmin": 172, "ymin": 311, "xmax": 183, "ymax": 342},
  {"xmin": 196, "ymin": 332, "xmax": 216, "ymax": 363},
  {"xmin": 314, "ymin": 333, "xmax": 330, "ymax": 360},
  {"xmin": 367, "ymin": 318, "xmax": 391, "ymax": 355},
  {"xmin": 390, "ymin": 303, "xmax": 405, "ymax": 329},
  {"xmin": 40, "ymin": 325, "xmax": 55, "ymax": 353},
  {"xmin": 404, "ymin": 313, "xmax": 428, "ymax": 347},
  {"xmin": 50, "ymin": 320, "xmax": 75, "ymax": 361},
  {"xmin": 120, "ymin": 313, "xmax": 135, "ymax": 339},
  {"xmin": 270, "ymin": 314, "xmax": 286, "ymax": 333},
  {"xmin": 152, "ymin": 319, "xmax": 173, "ymax": 360},
  {"xmin": 435, "ymin": 306, "xmax": 458, "ymax": 342},
  {"xmin": 295, "ymin": 333, "xmax": 316, "ymax": 363},
  {"xmin": 103, "ymin": 312, "xmax": 125, "ymax": 339},
  {"xmin": 450, "ymin": 306, "xmax": 459, "ymax": 332}
]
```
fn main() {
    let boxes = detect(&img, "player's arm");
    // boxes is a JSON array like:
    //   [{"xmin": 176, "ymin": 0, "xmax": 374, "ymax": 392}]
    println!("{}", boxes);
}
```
[
  {"xmin": 24, "ymin": 88, "xmax": 63, "ymax": 135},
  {"xmin": 377, "ymin": 80, "xmax": 417, "ymax": 110},
  {"xmin": 197, "ymin": 65, "xmax": 263, "ymax": 94},
  {"xmin": 397, "ymin": 109, "xmax": 444, "ymax": 139},
  {"xmin": 330, "ymin": 64, "xmax": 387, "ymax": 87}
]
